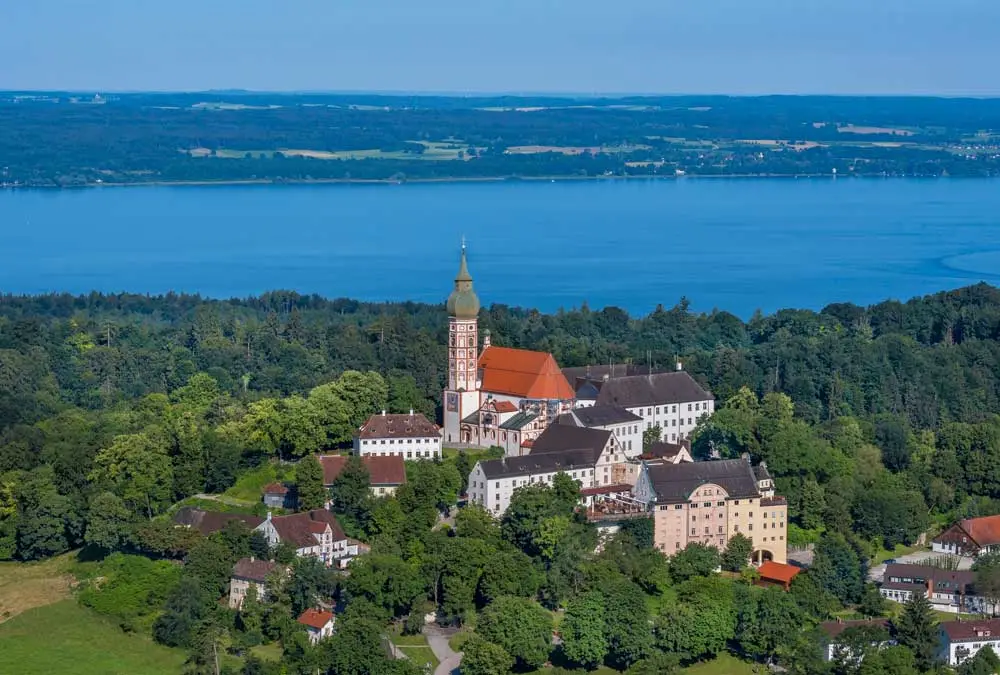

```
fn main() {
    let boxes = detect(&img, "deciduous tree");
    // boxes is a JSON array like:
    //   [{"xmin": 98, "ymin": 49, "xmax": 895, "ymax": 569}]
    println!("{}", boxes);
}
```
[
  {"xmin": 477, "ymin": 596, "xmax": 553, "ymax": 670},
  {"xmin": 295, "ymin": 454, "xmax": 327, "ymax": 511},
  {"xmin": 561, "ymin": 591, "xmax": 607, "ymax": 669},
  {"xmin": 85, "ymin": 491, "xmax": 133, "ymax": 553}
]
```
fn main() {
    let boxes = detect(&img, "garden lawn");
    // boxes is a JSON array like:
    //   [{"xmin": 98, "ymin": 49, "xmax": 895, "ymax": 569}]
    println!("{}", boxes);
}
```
[
  {"xmin": 389, "ymin": 632, "xmax": 440, "ymax": 670},
  {"xmin": 0, "ymin": 600, "xmax": 186, "ymax": 675},
  {"xmin": 682, "ymin": 654, "xmax": 760, "ymax": 674},
  {"xmin": 224, "ymin": 462, "xmax": 294, "ymax": 502}
]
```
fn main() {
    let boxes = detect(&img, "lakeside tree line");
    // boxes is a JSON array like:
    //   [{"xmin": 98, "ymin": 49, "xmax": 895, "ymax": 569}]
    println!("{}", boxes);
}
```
[{"xmin": 2, "ymin": 94, "xmax": 999, "ymax": 185}]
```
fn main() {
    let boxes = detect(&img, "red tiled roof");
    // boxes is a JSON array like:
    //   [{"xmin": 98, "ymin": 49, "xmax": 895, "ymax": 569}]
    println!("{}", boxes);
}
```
[
  {"xmin": 263, "ymin": 482, "xmax": 289, "ymax": 495},
  {"xmin": 297, "ymin": 608, "xmax": 335, "ymax": 630},
  {"xmin": 819, "ymin": 619, "xmax": 890, "ymax": 640},
  {"xmin": 357, "ymin": 413, "xmax": 441, "ymax": 440},
  {"xmin": 268, "ymin": 509, "xmax": 345, "ymax": 548},
  {"xmin": 960, "ymin": 515, "xmax": 1000, "ymax": 548},
  {"xmin": 493, "ymin": 400, "xmax": 518, "ymax": 413},
  {"xmin": 942, "ymin": 618, "xmax": 1000, "ymax": 643},
  {"xmin": 172, "ymin": 507, "xmax": 263, "ymax": 535},
  {"xmin": 478, "ymin": 347, "xmax": 575, "ymax": 400},
  {"xmin": 758, "ymin": 561, "xmax": 802, "ymax": 585},
  {"xmin": 317, "ymin": 455, "xmax": 407, "ymax": 487}
]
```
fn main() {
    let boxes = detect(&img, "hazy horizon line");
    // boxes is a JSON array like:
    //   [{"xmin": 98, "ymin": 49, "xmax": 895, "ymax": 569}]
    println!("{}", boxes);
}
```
[{"xmin": 5, "ymin": 88, "xmax": 1000, "ymax": 100}]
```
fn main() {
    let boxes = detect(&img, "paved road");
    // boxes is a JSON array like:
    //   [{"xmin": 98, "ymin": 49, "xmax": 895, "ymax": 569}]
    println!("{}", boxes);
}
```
[
  {"xmin": 424, "ymin": 625, "xmax": 462, "ymax": 675},
  {"xmin": 868, "ymin": 551, "xmax": 974, "ymax": 582}
]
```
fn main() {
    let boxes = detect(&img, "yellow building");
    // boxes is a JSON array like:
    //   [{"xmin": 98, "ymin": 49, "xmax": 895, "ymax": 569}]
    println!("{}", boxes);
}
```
[{"xmin": 635, "ymin": 457, "xmax": 788, "ymax": 564}]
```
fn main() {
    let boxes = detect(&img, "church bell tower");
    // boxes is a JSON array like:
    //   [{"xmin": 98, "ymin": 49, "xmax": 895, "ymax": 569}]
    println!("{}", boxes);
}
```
[{"xmin": 442, "ymin": 241, "xmax": 482, "ymax": 444}]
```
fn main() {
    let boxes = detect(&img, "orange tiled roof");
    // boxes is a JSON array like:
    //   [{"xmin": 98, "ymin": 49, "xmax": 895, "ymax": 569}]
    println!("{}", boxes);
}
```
[
  {"xmin": 478, "ymin": 346, "xmax": 574, "ymax": 400},
  {"xmin": 961, "ymin": 515, "xmax": 1000, "ymax": 547},
  {"xmin": 758, "ymin": 561, "xmax": 802, "ymax": 584},
  {"xmin": 492, "ymin": 400, "xmax": 518, "ymax": 413},
  {"xmin": 297, "ymin": 608, "xmax": 335, "ymax": 630}
]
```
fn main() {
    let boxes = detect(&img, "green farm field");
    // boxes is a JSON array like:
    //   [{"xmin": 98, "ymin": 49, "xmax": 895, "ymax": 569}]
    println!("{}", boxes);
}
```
[{"xmin": 0, "ymin": 600, "xmax": 187, "ymax": 675}]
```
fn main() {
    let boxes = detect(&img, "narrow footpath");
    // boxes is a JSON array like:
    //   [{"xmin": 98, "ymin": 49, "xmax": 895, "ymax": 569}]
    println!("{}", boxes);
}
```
[{"xmin": 424, "ymin": 625, "xmax": 462, "ymax": 675}]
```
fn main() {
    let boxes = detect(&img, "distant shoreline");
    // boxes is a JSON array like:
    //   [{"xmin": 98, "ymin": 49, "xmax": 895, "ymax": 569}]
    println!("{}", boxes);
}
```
[{"xmin": 1, "ymin": 172, "xmax": 968, "ymax": 191}]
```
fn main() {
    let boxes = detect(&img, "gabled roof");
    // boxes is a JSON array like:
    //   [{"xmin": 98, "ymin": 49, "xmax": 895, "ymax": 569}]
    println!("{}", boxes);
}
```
[
  {"xmin": 556, "ymin": 405, "xmax": 641, "ymax": 428},
  {"xmin": 173, "ymin": 507, "xmax": 263, "ymax": 535},
  {"xmin": 647, "ymin": 458, "xmax": 760, "ymax": 504},
  {"xmin": 298, "ymin": 608, "xmax": 335, "ymax": 630},
  {"xmin": 232, "ymin": 557, "xmax": 278, "ymax": 583},
  {"xmin": 594, "ymin": 371, "xmax": 712, "ymax": 408},
  {"xmin": 942, "ymin": 618, "xmax": 1000, "ymax": 643},
  {"xmin": 499, "ymin": 412, "xmax": 538, "ymax": 430},
  {"xmin": 478, "ymin": 346, "xmax": 574, "ymax": 400},
  {"xmin": 819, "ymin": 619, "xmax": 891, "ymax": 640},
  {"xmin": 951, "ymin": 515, "xmax": 1000, "ymax": 548},
  {"xmin": 643, "ymin": 440, "xmax": 692, "ymax": 461},
  {"xmin": 357, "ymin": 412, "xmax": 441, "ymax": 440},
  {"xmin": 491, "ymin": 400, "xmax": 518, "ymax": 413},
  {"xmin": 530, "ymin": 425, "xmax": 611, "ymax": 457},
  {"xmin": 478, "ymin": 448, "xmax": 599, "ymax": 479},
  {"xmin": 572, "ymin": 379, "xmax": 603, "ymax": 401},
  {"xmin": 757, "ymin": 561, "xmax": 802, "ymax": 585},
  {"xmin": 266, "ymin": 509, "xmax": 345, "ymax": 548},
  {"xmin": 263, "ymin": 482, "xmax": 289, "ymax": 495},
  {"xmin": 317, "ymin": 455, "xmax": 407, "ymax": 487}
]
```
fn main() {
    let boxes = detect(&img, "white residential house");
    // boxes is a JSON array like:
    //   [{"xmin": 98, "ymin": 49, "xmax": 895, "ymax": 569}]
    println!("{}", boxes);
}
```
[
  {"xmin": 254, "ymin": 510, "xmax": 362, "ymax": 568},
  {"xmin": 565, "ymin": 365, "xmax": 715, "ymax": 444},
  {"xmin": 298, "ymin": 609, "xmax": 336, "ymax": 644},
  {"xmin": 467, "ymin": 424, "xmax": 632, "ymax": 515},
  {"xmin": 353, "ymin": 410, "xmax": 442, "ymax": 460},
  {"xmin": 818, "ymin": 619, "xmax": 893, "ymax": 663},
  {"xmin": 880, "ymin": 563, "xmax": 996, "ymax": 614},
  {"xmin": 940, "ymin": 619, "xmax": 1000, "ymax": 666},
  {"xmin": 554, "ymin": 405, "xmax": 644, "ymax": 458}
]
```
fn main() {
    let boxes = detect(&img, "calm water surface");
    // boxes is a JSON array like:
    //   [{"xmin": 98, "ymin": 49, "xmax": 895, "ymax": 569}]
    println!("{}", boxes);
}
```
[{"xmin": 1, "ymin": 178, "xmax": 999, "ymax": 318}]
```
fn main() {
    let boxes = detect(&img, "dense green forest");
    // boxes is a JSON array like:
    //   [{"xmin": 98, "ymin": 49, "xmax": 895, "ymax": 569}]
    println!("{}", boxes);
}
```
[
  {"xmin": 6, "ymin": 284, "xmax": 1000, "ymax": 673},
  {"xmin": 2, "ymin": 93, "xmax": 999, "ymax": 186}
]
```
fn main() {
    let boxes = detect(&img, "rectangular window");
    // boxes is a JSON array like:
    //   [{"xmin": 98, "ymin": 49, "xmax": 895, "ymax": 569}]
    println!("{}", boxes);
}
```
[
  {"xmin": 672, "ymin": 419, "xmax": 676, "ymax": 427},
  {"xmin": 674, "ymin": 504, "xmax": 683, "ymax": 510},
  {"xmin": 717, "ymin": 501, "xmax": 725, "ymax": 506},
  {"xmin": 704, "ymin": 527, "xmax": 709, "ymax": 534},
  {"xmin": 703, "ymin": 502, "xmax": 711, "ymax": 507},
  {"xmin": 656, "ymin": 407, "xmax": 660, "ymax": 414},
  {"xmin": 675, "ymin": 542, "xmax": 681, "ymax": 550},
  {"xmin": 495, "ymin": 481, "xmax": 500, "ymax": 488},
  {"xmin": 691, "ymin": 528, "xmax": 696, "ymax": 536}
]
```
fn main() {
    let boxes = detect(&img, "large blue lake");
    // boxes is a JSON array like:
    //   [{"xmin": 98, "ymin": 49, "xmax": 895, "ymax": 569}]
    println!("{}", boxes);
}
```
[{"xmin": 1, "ymin": 178, "xmax": 999, "ymax": 318}]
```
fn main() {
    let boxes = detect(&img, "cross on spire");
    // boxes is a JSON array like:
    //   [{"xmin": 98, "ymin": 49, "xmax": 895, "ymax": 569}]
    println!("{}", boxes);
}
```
[{"xmin": 461, "ymin": 234, "xmax": 466, "ymax": 250}]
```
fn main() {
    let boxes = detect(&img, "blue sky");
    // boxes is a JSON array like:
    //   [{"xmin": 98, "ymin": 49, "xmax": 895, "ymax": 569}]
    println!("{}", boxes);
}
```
[{"xmin": 2, "ymin": 0, "xmax": 997, "ymax": 95}]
